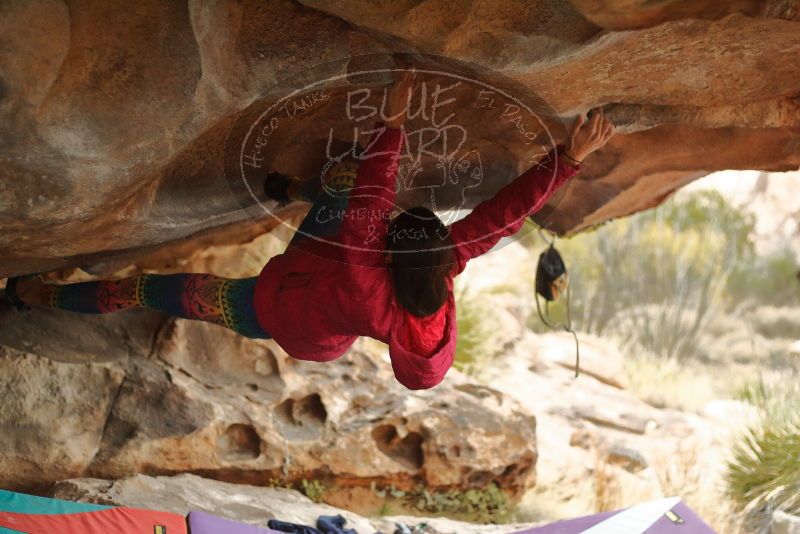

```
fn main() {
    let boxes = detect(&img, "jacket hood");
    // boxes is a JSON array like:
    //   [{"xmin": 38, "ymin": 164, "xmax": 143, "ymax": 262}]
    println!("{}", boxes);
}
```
[{"xmin": 388, "ymin": 307, "xmax": 456, "ymax": 390}]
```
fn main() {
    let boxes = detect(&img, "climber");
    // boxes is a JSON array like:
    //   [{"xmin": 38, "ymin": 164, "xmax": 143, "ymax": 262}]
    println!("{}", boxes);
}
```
[{"xmin": 5, "ymin": 70, "xmax": 614, "ymax": 390}]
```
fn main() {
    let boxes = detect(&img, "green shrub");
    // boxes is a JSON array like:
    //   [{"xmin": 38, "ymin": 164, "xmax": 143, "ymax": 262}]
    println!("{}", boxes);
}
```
[
  {"xmin": 453, "ymin": 283, "xmax": 525, "ymax": 374},
  {"xmin": 729, "ymin": 249, "xmax": 800, "ymax": 307},
  {"xmin": 528, "ymin": 194, "xmax": 740, "ymax": 361},
  {"xmin": 300, "ymin": 479, "xmax": 326, "ymax": 503},
  {"xmin": 522, "ymin": 190, "xmax": 799, "ymax": 363},
  {"xmin": 453, "ymin": 285, "xmax": 494, "ymax": 374},
  {"xmin": 735, "ymin": 376, "xmax": 800, "ymax": 423},
  {"xmin": 749, "ymin": 306, "xmax": 800, "ymax": 339},
  {"xmin": 727, "ymin": 420, "xmax": 800, "ymax": 517},
  {"xmin": 370, "ymin": 482, "xmax": 510, "ymax": 523},
  {"xmin": 728, "ymin": 378, "xmax": 800, "ymax": 520}
]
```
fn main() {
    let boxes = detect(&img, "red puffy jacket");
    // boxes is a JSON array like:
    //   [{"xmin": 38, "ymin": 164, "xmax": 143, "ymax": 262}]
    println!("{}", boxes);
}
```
[{"xmin": 254, "ymin": 124, "xmax": 580, "ymax": 389}]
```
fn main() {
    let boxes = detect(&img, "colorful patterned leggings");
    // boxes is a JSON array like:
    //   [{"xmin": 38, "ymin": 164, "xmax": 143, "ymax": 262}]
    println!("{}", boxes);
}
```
[
  {"xmin": 30, "ymin": 163, "xmax": 358, "ymax": 339},
  {"xmin": 44, "ymin": 273, "xmax": 269, "ymax": 339}
]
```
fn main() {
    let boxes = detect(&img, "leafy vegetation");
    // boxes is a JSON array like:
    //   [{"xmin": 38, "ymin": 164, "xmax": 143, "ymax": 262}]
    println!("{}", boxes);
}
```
[
  {"xmin": 749, "ymin": 305, "xmax": 800, "ymax": 340},
  {"xmin": 452, "ymin": 186, "xmax": 799, "ymax": 527},
  {"xmin": 728, "ymin": 377, "xmax": 800, "ymax": 521},
  {"xmin": 524, "ymin": 190, "xmax": 798, "ymax": 362},
  {"xmin": 370, "ymin": 482, "xmax": 510, "ymax": 523},
  {"xmin": 729, "ymin": 249, "xmax": 800, "ymax": 307},
  {"xmin": 300, "ymin": 479, "xmax": 327, "ymax": 503},
  {"xmin": 453, "ymin": 284, "xmax": 493, "ymax": 374},
  {"xmin": 265, "ymin": 477, "xmax": 327, "ymax": 503}
]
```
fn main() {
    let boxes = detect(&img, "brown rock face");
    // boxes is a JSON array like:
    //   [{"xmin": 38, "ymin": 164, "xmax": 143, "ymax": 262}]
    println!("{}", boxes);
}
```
[
  {"xmin": 1, "ymin": 1, "xmax": 798, "ymax": 276},
  {"xmin": 0, "ymin": 304, "xmax": 537, "ymax": 505},
  {"xmin": 0, "ymin": 351, "xmax": 124, "ymax": 491}
]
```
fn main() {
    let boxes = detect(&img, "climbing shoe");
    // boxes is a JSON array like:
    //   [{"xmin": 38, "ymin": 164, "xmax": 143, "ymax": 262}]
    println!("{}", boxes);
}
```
[
  {"xmin": 4, "ymin": 276, "xmax": 31, "ymax": 312},
  {"xmin": 264, "ymin": 171, "xmax": 293, "ymax": 204}
]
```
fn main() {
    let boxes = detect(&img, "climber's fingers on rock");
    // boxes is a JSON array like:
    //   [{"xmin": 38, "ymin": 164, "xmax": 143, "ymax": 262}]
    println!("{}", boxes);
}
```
[
  {"xmin": 597, "ymin": 109, "xmax": 607, "ymax": 138},
  {"xmin": 390, "ymin": 73, "xmax": 412, "ymax": 99},
  {"xmin": 392, "ymin": 68, "xmax": 411, "ymax": 89},
  {"xmin": 601, "ymin": 120, "xmax": 615, "ymax": 144},
  {"xmin": 569, "ymin": 114, "xmax": 585, "ymax": 139},
  {"xmin": 588, "ymin": 108, "xmax": 602, "ymax": 138}
]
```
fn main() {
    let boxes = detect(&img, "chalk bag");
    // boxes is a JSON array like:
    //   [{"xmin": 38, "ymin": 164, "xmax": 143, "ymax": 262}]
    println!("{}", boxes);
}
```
[{"xmin": 534, "ymin": 230, "xmax": 580, "ymax": 377}]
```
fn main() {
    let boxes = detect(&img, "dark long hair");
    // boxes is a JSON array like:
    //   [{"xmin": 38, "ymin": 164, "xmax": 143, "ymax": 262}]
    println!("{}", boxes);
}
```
[{"xmin": 388, "ymin": 207, "xmax": 454, "ymax": 317}]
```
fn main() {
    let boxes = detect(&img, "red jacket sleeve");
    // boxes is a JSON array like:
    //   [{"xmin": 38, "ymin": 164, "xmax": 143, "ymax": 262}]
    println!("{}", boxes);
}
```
[
  {"xmin": 447, "ymin": 146, "xmax": 581, "ymax": 275},
  {"xmin": 340, "ymin": 123, "xmax": 404, "ymax": 265}
]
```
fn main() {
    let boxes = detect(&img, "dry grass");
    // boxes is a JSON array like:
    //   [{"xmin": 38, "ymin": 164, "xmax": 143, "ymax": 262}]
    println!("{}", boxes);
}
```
[
  {"xmin": 652, "ymin": 441, "xmax": 749, "ymax": 533},
  {"xmin": 590, "ymin": 442, "xmax": 746, "ymax": 532},
  {"xmin": 592, "ymin": 454, "xmax": 616, "ymax": 513},
  {"xmin": 622, "ymin": 355, "xmax": 800, "ymax": 523},
  {"xmin": 622, "ymin": 349, "xmax": 737, "ymax": 412},
  {"xmin": 610, "ymin": 347, "xmax": 771, "ymax": 532}
]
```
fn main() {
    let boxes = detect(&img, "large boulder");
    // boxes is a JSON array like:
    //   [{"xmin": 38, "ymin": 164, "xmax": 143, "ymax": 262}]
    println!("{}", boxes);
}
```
[
  {"xmin": 477, "ymin": 330, "xmax": 732, "ymax": 521},
  {"xmin": 0, "ymin": 303, "xmax": 537, "ymax": 512},
  {"xmin": 1, "ymin": 1, "xmax": 798, "ymax": 276},
  {"xmin": 0, "ymin": 349, "xmax": 124, "ymax": 491}
]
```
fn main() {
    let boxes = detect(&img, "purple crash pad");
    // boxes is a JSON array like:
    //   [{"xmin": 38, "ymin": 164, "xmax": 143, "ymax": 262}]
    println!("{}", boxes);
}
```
[
  {"xmin": 645, "ymin": 502, "xmax": 716, "ymax": 534},
  {"xmin": 514, "ymin": 501, "xmax": 716, "ymax": 533},
  {"xmin": 187, "ymin": 510, "xmax": 282, "ymax": 534}
]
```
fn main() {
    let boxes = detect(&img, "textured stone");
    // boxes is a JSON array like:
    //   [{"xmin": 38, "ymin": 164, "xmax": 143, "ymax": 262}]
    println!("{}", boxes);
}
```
[
  {"xmin": 1, "ymin": 1, "xmax": 799, "ymax": 276},
  {"xmin": 477, "ymin": 330, "xmax": 730, "ymax": 518},
  {"xmin": 0, "ymin": 347, "xmax": 124, "ymax": 490},
  {"xmin": 52, "ymin": 474, "xmax": 376, "ymax": 533},
  {"xmin": 568, "ymin": 0, "xmax": 769, "ymax": 30},
  {"xmin": 51, "ymin": 473, "xmax": 541, "ymax": 534},
  {"xmin": 536, "ymin": 332, "xmax": 627, "ymax": 389},
  {"xmin": 0, "ymin": 304, "xmax": 537, "ymax": 511},
  {"xmin": 605, "ymin": 444, "xmax": 648, "ymax": 473}
]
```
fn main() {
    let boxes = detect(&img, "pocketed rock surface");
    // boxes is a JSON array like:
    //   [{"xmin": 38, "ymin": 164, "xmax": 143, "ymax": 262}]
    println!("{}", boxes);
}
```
[{"xmin": 0, "ymin": 304, "xmax": 537, "ymax": 504}]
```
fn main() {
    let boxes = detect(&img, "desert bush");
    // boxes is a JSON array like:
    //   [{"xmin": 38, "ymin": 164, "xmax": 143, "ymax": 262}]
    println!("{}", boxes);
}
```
[
  {"xmin": 453, "ymin": 282, "xmax": 493, "ymax": 374},
  {"xmin": 525, "ymin": 191, "xmax": 746, "ymax": 361},
  {"xmin": 703, "ymin": 331, "xmax": 760, "ymax": 366},
  {"xmin": 727, "ymin": 376, "xmax": 800, "ymax": 524},
  {"xmin": 735, "ymin": 375, "xmax": 800, "ymax": 423},
  {"xmin": 370, "ymin": 482, "xmax": 510, "ymax": 523},
  {"xmin": 622, "ymin": 350, "xmax": 722, "ymax": 410},
  {"xmin": 300, "ymin": 479, "xmax": 327, "ymax": 503},
  {"xmin": 410, "ymin": 484, "xmax": 510, "ymax": 523},
  {"xmin": 729, "ymin": 249, "xmax": 800, "ymax": 307},
  {"xmin": 749, "ymin": 305, "xmax": 800, "ymax": 339},
  {"xmin": 727, "ymin": 420, "xmax": 800, "ymax": 521},
  {"xmin": 705, "ymin": 311, "xmax": 755, "ymax": 338},
  {"xmin": 454, "ymin": 282, "xmax": 526, "ymax": 374},
  {"xmin": 523, "ymin": 190, "xmax": 800, "ymax": 363}
]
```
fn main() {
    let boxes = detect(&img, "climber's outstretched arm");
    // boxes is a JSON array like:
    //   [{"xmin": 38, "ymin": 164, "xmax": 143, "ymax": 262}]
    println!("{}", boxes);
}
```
[
  {"xmin": 340, "ymin": 70, "xmax": 416, "ymax": 260},
  {"xmin": 448, "ymin": 109, "xmax": 615, "ymax": 274}
]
